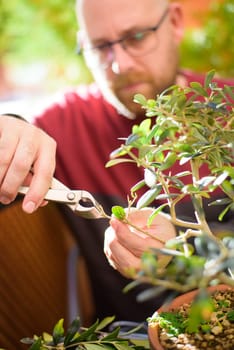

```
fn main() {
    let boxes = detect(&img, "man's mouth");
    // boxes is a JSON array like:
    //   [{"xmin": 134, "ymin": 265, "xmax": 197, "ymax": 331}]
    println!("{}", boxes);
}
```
[{"xmin": 118, "ymin": 81, "xmax": 145, "ymax": 94}]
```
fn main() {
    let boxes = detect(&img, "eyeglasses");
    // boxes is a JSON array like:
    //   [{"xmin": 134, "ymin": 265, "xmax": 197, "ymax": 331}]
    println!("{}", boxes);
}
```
[{"xmin": 79, "ymin": 7, "xmax": 169, "ymax": 69}]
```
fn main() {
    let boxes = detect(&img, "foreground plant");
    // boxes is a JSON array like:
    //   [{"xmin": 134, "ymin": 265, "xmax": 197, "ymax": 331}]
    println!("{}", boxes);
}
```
[
  {"xmin": 106, "ymin": 70, "xmax": 234, "ymax": 300},
  {"xmin": 21, "ymin": 316, "xmax": 149, "ymax": 350}
]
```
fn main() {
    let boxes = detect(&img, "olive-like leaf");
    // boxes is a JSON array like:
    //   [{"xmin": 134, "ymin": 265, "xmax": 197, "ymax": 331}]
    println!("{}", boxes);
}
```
[
  {"xmin": 190, "ymin": 82, "xmax": 209, "ymax": 97},
  {"xmin": 204, "ymin": 69, "xmax": 216, "ymax": 89},
  {"xmin": 106, "ymin": 158, "xmax": 135, "ymax": 168},
  {"xmin": 136, "ymin": 188, "xmax": 161, "ymax": 209},
  {"xmin": 64, "ymin": 317, "xmax": 80, "ymax": 346},
  {"xmin": 131, "ymin": 179, "xmax": 145, "ymax": 193},
  {"xmin": 159, "ymin": 152, "xmax": 177, "ymax": 171},
  {"xmin": 96, "ymin": 316, "xmax": 116, "ymax": 331},
  {"xmin": 53, "ymin": 319, "xmax": 64, "ymax": 345},
  {"xmin": 111, "ymin": 206, "xmax": 126, "ymax": 220},
  {"xmin": 133, "ymin": 93, "xmax": 147, "ymax": 106}
]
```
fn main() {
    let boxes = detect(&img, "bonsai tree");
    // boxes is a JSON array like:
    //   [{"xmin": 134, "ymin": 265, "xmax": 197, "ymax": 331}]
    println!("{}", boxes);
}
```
[{"xmin": 105, "ymin": 70, "xmax": 234, "ymax": 314}]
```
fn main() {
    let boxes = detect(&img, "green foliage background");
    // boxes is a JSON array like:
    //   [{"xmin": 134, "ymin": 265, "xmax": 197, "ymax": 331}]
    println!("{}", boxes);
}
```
[
  {"xmin": 0, "ymin": 0, "xmax": 77, "ymax": 60},
  {"xmin": 0, "ymin": 0, "xmax": 92, "ymax": 85},
  {"xmin": 0, "ymin": 0, "xmax": 233, "ymax": 86},
  {"xmin": 180, "ymin": 0, "xmax": 234, "ymax": 77}
]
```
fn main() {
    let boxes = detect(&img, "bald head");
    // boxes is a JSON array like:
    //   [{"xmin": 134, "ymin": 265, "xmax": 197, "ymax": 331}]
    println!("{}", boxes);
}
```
[{"xmin": 76, "ymin": 0, "xmax": 169, "ymax": 28}]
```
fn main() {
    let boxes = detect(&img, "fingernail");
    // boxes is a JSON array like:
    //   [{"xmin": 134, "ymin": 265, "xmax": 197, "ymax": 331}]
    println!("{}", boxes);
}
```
[
  {"xmin": 0, "ymin": 196, "xmax": 11, "ymax": 205},
  {"xmin": 23, "ymin": 201, "xmax": 36, "ymax": 213}
]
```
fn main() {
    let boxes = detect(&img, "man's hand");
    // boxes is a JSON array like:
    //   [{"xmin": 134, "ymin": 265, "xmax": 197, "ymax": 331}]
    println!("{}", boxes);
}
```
[
  {"xmin": 0, "ymin": 115, "xmax": 56, "ymax": 213},
  {"xmin": 104, "ymin": 208, "xmax": 176, "ymax": 278}
]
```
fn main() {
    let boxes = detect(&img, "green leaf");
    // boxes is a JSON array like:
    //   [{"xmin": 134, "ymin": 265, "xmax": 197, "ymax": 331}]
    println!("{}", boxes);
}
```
[
  {"xmin": 190, "ymin": 82, "xmax": 209, "ymax": 97},
  {"xmin": 74, "ymin": 320, "xmax": 99, "ymax": 342},
  {"xmin": 218, "ymin": 203, "xmax": 233, "ymax": 221},
  {"xmin": 138, "ymin": 118, "xmax": 152, "ymax": 134},
  {"xmin": 197, "ymin": 176, "xmax": 216, "ymax": 188},
  {"xmin": 53, "ymin": 318, "xmax": 64, "ymax": 345},
  {"xmin": 168, "ymin": 176, "xmax": 185, "ymax": 189},
  {"xmin": 106, "ymin": 158, "xmax": 135, "ymax": 168},
  {"xmin": 174, "ymin": 171, "xmax": 191, "ymax": 178},
  {"xmin": 64, "ymin": 317, "xmax": 80, "ymax": 346},
  {"xmin": 179, "ymin": 155, "xmax": 193, "ymax": 165},
  {"xmin": 126, "ymin": 133, "xmax": 140, "ymax": 146},
  {"xmin": 204, "ymin": 70, "xmax": 216, "ymax": 89},
  {"xmin": 96, "ymin": 316, "xmax": 116, "ymax": 331},
  {"xmin": 84, "ymin": 344, "xmax": 103, "ymax": 350},
  {"xmin": 123, "ymin": 279, "xmax": 142, "ymax": 294},
  {"xmin": 141, "ymin": 251, "xmax": 158, "ymax": 275},
  {"xmin": 144, "ymin": 169, "xmax": 158, "ymax": 188},
  {"xmin": 176, "ymin": 94, "xmax": 187, "ymax": 109},
  {"xmin": 101, "ymin": 327, "xmax": 120, "ymax": 340},
  {"xmin": 28, "ymin": 337, "xmax": 42, "ymax": 350},
  {"xmin": 131, "ymin": 179, "xmax": 146, "ymax": 193},
  {"xmin": 147, "ymin": 204, "xmax": 168, "ymax": 226},
  {"xmin": 20, "ymin": 338, "xmax": 34, "ymax": 345},
  {"xmin": 159, "ymin": 152, "xmax": 177, "ymax": 171},
  {"xmin": 213, "ymin": 171, "xmax": 229, "ymax": 186},
  {"xmin": 136, "ymin": 188, "xmax": 161, "ymax": 209},
  {"xmin": 137, "ymin": 286, "xmax": 167, "ymax": 303},
  {"xmin": 133, "ymin": 93, "xmax": 147, "ymax": 106},
  {"xmin": 209, "ymin": 197, "xmax": 232, "ymax": 206},
  {"xmin": 111, "ymin": 206, "xmax": 126, "ymax": 220},
  {"xmin": 147, "ymin": 124, "xmax": 160, "ymax": 143},
  {"xmin": 109, "ymin": 147, "xmax": 129, "ymax": 159},
  {"xmin": 223, "ymin": 85, "xmax": 234, "ymax": 100},
  {"xmin": 113, "ymin": 342, "xmax": 133, "ymax": 350}
]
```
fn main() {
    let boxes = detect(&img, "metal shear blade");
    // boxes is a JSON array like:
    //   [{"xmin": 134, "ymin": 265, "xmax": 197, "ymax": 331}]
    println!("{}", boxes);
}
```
[{"xmin": 18, "ymin": 178, "xmax": 105, "ymax": 219}]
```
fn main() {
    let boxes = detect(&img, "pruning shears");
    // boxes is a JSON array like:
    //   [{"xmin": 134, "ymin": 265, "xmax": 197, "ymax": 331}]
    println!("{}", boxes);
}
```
[{"xmin": 18, "ymin": 177, "xmax": 105, "ymax": 219}]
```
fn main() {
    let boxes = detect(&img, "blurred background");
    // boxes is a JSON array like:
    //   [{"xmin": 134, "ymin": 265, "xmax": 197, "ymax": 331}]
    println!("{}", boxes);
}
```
[{"xmin": 0, "ymin": 0, "xmax": 233, "ymax": 114}]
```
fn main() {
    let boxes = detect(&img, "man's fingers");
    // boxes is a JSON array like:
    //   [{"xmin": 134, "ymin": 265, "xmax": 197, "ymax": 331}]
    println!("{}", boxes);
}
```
[
  {"xmin": 0, "ymin": 131, "xmax": 38, "ymax": 202},
  {"xmin": 21, "ymin": 136, "xmax": 56, "ymax": 213},
  {"xmin": 110, "ymin": 218, "xmax": 164, "ymax": 257},
  {"xmin": 0, "ymin": 117, "xmax": 57, "ymax": 213},
  {"xmin": 104, "ymin": 226, "xmax": 141, "ymax": 277}
]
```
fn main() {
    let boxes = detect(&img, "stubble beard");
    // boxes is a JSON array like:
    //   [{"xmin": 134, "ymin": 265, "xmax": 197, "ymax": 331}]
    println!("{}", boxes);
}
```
[{"xmin": 90, "ymin": 57, "xmax": 179, "ymax": 119}]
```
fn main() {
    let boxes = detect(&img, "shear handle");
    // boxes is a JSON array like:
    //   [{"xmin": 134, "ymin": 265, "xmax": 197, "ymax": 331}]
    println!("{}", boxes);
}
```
[
  {"xmin": 18, "ymin": 183, "xmax": 105, "ymax": 220},
  {"xmin": 18, "ymin": 186, "xmax": 78, "ymax": 205}
]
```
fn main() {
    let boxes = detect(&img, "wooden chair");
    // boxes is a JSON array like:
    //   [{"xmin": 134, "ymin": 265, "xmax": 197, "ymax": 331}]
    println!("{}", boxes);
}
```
[{"xmin": 0, "ymin": 200, "xmax": 94, "ymax": 350}]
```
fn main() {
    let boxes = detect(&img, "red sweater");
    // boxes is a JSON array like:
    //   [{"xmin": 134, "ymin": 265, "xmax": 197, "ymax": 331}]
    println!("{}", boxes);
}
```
[{"xmin": 34, "ymin": 70, "xmax": 234, "ymax": 323}]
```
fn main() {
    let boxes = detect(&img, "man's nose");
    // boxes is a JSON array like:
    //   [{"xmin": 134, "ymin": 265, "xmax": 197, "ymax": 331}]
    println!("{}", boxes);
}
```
[{"xmin": 110, "ymin": 43, "xmax": 136, "ymax": 74}]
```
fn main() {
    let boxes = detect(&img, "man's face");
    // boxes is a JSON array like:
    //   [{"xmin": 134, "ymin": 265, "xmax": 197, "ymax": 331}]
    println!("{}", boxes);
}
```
[{"xmin": 78, "ymin": 0, "xmax": 184, "ymax": 117}]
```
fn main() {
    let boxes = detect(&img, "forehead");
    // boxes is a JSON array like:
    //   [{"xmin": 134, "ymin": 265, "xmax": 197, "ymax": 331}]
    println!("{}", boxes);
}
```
[{"xmin": 77, "ymin": 0, "xmax": 164, "ymax": 38}]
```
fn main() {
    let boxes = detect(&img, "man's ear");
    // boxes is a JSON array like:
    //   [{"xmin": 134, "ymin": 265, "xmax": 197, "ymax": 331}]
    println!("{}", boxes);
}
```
[{"xmin": 168, "ymin": 2, "xmax": 185, "ymax": 44}]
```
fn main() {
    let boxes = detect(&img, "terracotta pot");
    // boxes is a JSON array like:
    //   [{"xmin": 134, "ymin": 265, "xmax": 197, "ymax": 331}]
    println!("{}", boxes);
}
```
[{"xmin": 148, "ymin": 284, "xmax": 232, "ymax": 350}]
